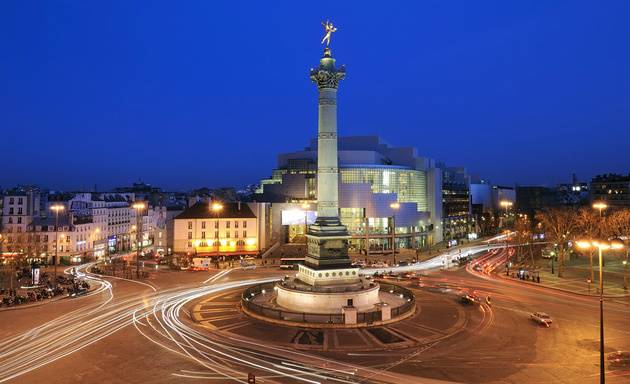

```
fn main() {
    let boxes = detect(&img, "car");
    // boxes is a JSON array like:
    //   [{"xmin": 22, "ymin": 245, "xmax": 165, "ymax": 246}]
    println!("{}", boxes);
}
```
[
  {"xmin": 607, "ymin": 351, "xmax": 630, "ymax": 368},
  {"xmin": 530, "ymin": 312, "xmax": 552, "ymax": 327},
  {"xmin": 372, "ymin": 262, "xmax": 387, "ymax": 268},
  {"xmin": 460, "ymin": 294, "xmax": 481, "ymax": 305},
  {"xmin": 403, "ymin": 272, "xmax": 417, "ymax": 280}
]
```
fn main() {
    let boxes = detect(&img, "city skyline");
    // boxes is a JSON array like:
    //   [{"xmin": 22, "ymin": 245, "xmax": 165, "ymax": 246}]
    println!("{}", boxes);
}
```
[
  {"xmin": 3, "ymin": 5, "xmax": 630, "ymax": 384},
  {"xmin": 2, "ymin": 2, "xmax": 629, "ymax": 189}
]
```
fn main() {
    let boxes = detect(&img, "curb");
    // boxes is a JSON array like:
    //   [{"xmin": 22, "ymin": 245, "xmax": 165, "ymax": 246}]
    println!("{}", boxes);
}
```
[{"xmin": 0, "ymin": 295, "xmax": 67, "ymax": 312}]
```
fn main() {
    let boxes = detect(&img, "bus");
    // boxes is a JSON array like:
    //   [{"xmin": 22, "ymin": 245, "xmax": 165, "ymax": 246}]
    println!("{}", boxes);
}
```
[{"xmin": 280, "ymin": 258, "xmax": 305, "ymax": 270}]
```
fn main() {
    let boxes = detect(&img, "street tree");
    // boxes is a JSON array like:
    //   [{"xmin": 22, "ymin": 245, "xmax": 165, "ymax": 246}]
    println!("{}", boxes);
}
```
[
  {"xmin": 536, "ymin": 208, "xmax": 579, "ymax": 277},
  {"xmin": 576, "ymin": 207, "xmax": 601, "ymax": 282}
]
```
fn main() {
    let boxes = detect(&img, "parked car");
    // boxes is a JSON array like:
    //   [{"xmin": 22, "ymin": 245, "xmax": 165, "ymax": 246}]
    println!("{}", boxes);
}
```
[{"xmin": 530, "ymin": 312, "xmax": 553, "ymax": 327}]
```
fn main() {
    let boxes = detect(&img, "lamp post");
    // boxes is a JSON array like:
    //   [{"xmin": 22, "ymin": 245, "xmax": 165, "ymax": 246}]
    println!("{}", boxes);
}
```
[
  {"xmin": 0, "ymin": 234, "xmax": 9, "ymax": 291},
  {"xmin": 499, "ymin": 200, "xmax": 513, "ymax": 228},
  {"xmin": 92, "ymin": 228, "xmax": 100, "ymax": 261},
  {"xmin": 623, "ymin": 258, "xmax": 628, "ymax": 291},
  {"xmin": 50, "ymin": 204, "xmax": 65, "ymax": 288},
  {"xmin": 577, "ymin": 239, "xmax": 624, "ymax": 384},
  {"xmin": 301, "ymin": 203, "xmax": 310, "ymax": 240},
  {"xmin": 593, "ymin": 201, "xmax": 608, "ymax": 218},
  {"xmin": 390, "ymin": 202, "xmax": 400, "ymax": 266},
  {"xmin": 132, "ymin": 202, "xmax": 146, "ymax": 279},
  {"xmin": 211, "ymin": 203, "xmax": 223, "ymax": 260}
]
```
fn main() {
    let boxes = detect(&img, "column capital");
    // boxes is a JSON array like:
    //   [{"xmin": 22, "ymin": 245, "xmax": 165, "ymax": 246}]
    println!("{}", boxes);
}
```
[{"xmin": 310, "ymin": 49, "xmax": 345, "ymax": 90}]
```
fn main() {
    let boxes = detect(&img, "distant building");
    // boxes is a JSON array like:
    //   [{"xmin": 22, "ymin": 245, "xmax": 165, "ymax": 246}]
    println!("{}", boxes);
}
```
[
  {"xmin": 173, "ymin": 201, "xmax": 269, "ymax": 257},
  {"xmin": 440, "ymin": 166, "xmax": 472, "ymax": 241},
  {"xmin": 516, "ymin": 186, "xmax": 557, "ymax": 217},
  {"xmin": 256, "ymin": 136, "xmax": 443, "ymax": 253},
  {"xmin": 590, "ymin": 174, "xmax": 630, "ymax": 208},
  {"xmin": 1, "ymin": 189, "xmax": 167, "ymax": 263}
]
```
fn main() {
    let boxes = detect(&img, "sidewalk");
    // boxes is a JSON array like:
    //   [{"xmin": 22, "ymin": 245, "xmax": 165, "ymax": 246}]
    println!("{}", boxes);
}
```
[{"xmin": 500, "ymin": 257, "xmax": 630, "ymax": 298}]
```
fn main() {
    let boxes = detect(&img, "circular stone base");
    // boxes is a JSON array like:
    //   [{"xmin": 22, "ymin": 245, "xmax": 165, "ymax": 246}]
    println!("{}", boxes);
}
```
[
  {"xmin": 242, "ymin": 280, "xmax": 416, "ymax": 328},
  {"xmin": 275, "ymin": 278, "xmax": 380, "ymax": 314}
]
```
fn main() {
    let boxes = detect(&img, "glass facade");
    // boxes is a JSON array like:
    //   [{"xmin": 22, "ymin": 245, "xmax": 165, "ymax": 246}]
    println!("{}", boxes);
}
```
[{"xmin": 340, "ymin": 167, "xmax": 428, "ymax": 211}]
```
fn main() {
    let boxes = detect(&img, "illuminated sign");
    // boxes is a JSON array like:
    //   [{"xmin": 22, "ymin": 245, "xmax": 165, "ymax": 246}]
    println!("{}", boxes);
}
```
[{"xmin": 281, "ymin": 210, "xmax": 317, "ymax": 225}]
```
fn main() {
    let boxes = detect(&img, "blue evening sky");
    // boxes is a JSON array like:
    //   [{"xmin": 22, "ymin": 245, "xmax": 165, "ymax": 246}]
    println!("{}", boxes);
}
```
[{"xmin": 1, "ymin": 1, "xmax": 629, "ymax": 190}]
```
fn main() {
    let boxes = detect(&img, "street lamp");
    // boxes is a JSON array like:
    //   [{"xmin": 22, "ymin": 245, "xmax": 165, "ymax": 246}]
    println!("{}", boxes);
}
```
[
  {"xmin": 623, "ymin": 259, "xmax": 628, "ymax": 291},
  {"xmin": 91, "ymin": 228, "xmax": 100, "ymax": 260},
  {"xmin": 0, "ymin": 234, "xmax": 11, "ymax": 291},
  {"xmin": 593, "ymin": 201, "xmax": 608, "ymax": 218},
  {"xmin": 50, "ymin": 204, "xmax": 65, "ymax": 288},
  {"xmin": 211, "ymin": 202, "xmax": 223, "ymax": 259},
  {"xmin": 301, "ymin": 203, "xmax": 310, "ymax": 240},
  {"xmin": 576, "ymin": 238, "xmax": 624, "ymax": 384},
  {"xmin": 390, "ymin": 202, "xmax": 400, "ymax": 266},
  {"xmin": 499, "ymin": 200, "xmax": 513, "ymax": 228},
  {"xmin": 132, "ymin": 202, "xmax": 146, "ymax": 279}
]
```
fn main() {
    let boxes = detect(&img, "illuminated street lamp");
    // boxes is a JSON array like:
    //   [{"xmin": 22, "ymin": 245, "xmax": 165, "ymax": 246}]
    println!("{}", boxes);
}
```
[
  {"xmin": 623, "ymin": 259, "xmax": 628, "ymax": 291},
  {"xmin": 499, "ymin": 200, "xmax": 513, "ymax": 229},
  {"xmin": 390, "ymin": 202, "xmax": 400, "ymax": 266},
  {"xmin": 592, "ymin": 201, "xmax": 608, "ymax": 217},
  {"xmin": 576, "ymin": 238, "xmax": 624, "ymax": 384},
  {"xmin": 211, "ymin": 202, "xmax": 223, "ymax": 259},
  {"xmin": 50, "ymin": 204, "xmax": 65, "ymax": 288},
  {"xmin": 92, "ymin": 228, "xmax": 100, "ymax": 260},
  {"xmin": 132, "ymin": 202, "xmax": 146, "ymax": 279},
  {"xmin": 0, "ymin": 234, "xmax": 11, "ymax": 291}
]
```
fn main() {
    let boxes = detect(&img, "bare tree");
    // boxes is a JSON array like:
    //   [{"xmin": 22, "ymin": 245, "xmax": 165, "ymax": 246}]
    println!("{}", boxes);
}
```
[
  {"xmin": 536, "ymin": 208, "xmax": 579, "ymax": 277},
  {"xmin": 576, "ymin": 207, "xmax": 601, "ymax": 282},
  {"xmin": 514, "ymin": 215, "xmax": 533, "ymax": 264}
]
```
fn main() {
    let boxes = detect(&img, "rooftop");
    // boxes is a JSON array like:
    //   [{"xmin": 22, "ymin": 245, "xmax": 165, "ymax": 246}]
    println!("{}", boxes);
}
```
[{"xmin": 175, "ymin": 202, "xmax": 256, "ymax": 220}]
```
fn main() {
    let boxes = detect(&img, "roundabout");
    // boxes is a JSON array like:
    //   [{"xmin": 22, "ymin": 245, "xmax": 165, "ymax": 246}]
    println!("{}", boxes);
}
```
[{"xmin": 191, "ymin": 280, "xmax": 476, "ymax": 353}]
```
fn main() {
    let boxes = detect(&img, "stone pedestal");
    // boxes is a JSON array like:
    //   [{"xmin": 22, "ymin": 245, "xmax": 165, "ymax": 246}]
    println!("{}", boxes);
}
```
[
  {"xmin": 343, "ymin": 306, "xmax": 357, "ymax": 325},
  {"xmin": 275, "ymin": 280, "xmax": 380, "ymax": 314},
  {"xmin": 376, "ymin": 302, "xmax": 391, "ymax": 321}
]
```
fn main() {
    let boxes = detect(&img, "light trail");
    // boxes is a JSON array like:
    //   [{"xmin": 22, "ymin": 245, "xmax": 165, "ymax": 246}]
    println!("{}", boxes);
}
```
[{"xmin": 0, "ymin": 244, "xmax": 505, "ymax": 384}]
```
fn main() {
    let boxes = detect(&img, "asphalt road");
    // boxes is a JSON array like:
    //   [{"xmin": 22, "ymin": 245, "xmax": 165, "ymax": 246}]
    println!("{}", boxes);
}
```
[{"xmin": 1, "ymin": 245, "xmax": 629, "ymax": 384}]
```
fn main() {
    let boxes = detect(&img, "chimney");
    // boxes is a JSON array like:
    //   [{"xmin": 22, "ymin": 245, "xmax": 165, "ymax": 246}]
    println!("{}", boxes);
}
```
[{"xmin": 238, "ymin": 201, "xmax": 241, "ymax": 210}]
